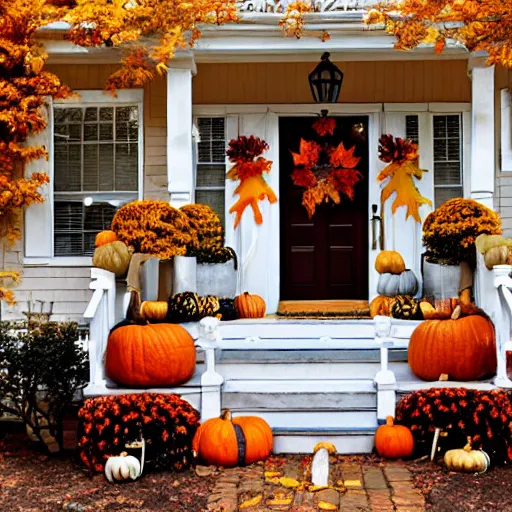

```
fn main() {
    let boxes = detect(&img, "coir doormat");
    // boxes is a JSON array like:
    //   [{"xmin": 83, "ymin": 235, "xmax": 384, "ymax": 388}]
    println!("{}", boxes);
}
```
[{"xmin": 277, "ymin": 300, "xmax": 371, "ymax": 319}]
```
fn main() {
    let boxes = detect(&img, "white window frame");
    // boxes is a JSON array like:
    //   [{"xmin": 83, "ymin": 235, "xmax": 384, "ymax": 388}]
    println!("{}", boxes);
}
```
[
  {"xmin": 24, "ymin": 89, "xmax": 144, "ymax": 266},
  {"xmin": 193, "ymin": 115, "xmax": 227, "ymax": 220}
]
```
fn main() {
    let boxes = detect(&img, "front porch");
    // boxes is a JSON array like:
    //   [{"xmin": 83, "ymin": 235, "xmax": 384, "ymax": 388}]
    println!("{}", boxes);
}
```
[{"xmin": 82, "ymin": 253, "xmax": 512, "ymax": 454}]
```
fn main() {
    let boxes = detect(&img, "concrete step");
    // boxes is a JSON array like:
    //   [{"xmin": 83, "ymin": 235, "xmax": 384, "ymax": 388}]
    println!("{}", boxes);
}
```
[
  {"xmin": 223, "ymin": 379, "xmax": 377, "ymax": 410},
  {"xmin": 272, "ymin": 427, "xmax": 376, "ymax": 454}
]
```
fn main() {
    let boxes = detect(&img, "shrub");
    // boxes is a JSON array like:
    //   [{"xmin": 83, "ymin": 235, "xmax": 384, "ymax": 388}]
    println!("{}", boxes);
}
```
[
  {"xmin": 396, "ymin": 388, "xmax": 512, "ymax": 463},
  {"xmin": 0, "ymin": 321, "xmax": 88, "ymax": 453},
  {"xmin": 77, "ymin": 393, "xmax": 200, "ymax": 474},
  {"xmin": 111, "ymin": 200, "xmax": 197, "ymax": 259},
  {"xmin": 422, "ymin": 198, "xmax": 502, "ymax": 264}
]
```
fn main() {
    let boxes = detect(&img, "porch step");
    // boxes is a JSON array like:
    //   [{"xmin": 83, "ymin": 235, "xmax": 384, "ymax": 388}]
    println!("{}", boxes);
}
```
[
  {"xmin": 272, "ymin": 427, "xmax": 376, "ymax": 454},
  {"xmin": 397, "ymin": 379, "xmax": 498, "ymax": 395},
  {"xmin": 223, "ymin": 379, "xmax": 376, "ymax": 410}
]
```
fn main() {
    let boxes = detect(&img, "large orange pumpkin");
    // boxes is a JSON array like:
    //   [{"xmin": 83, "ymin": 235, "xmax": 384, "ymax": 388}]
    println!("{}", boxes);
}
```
[
  {"xmin": 408, "ymin": 315, "xmax": 497, "ymax": 381},
  {"xmin": 95, "ymin": 230, "xmax": 118, "ymax": 247},
  {"xmin": 235, "ymin": 292, "xmax": 266, "ymax": 318},
  {"xmin": 375, "ymin": 251, "xmax": 406, "ymax": 275},
  {"xmin": 105, "ymin": 323, "xmax": 196, "ymax": 387},
  {"xmin": 375, "ymin": 416, "xmax": 414, "ymax": 459},
  {"xmin": 192, "ymin": 410, "xmax": 273, "ymax": 467},
  {"xmin": 370, "ymin": 296, "xmax": 392, "ymax": 318}
]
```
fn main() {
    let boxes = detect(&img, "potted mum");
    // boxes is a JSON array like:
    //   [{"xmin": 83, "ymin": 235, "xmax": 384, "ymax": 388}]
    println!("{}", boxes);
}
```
[{"xmin": 422, "ymin": 198, "xmax": 502, "ymax": 300}]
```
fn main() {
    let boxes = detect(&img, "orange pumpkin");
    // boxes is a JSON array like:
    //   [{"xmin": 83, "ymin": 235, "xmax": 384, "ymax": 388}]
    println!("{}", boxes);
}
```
[
  {"xmin": 375, "ymin": 416, "xmax": 414, "ymax": 459},
  {"xmin": 375, "ymin": 251, "xmax": 406, "ymax": 275},
  {"xmin": 105, "ymin": 322, "xmax": 196, "ymax": 387},
  {"xmin": 370, "ymin": 296, "xmax": 392, "ymax": 318},
  {"xmin": 95, "ymin": 230, "xmax": 118, "ymax": 247},
  {"xmin": 192, "ymin": 410, "xmax": 273, "ymax": 467},
  {"xmin": 408, "ymin": 315, "xmax": 497, "ymax": 381},
  {"xmin": 235, "ymin": 292, "xmax": 266, "ymax": 318}
]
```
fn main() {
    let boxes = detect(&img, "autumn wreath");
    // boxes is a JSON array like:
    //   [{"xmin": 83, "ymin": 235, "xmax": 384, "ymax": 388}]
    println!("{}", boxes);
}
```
[{"xmin": 290, "ymin": 116, "xmax": 362, "ymax": 218}]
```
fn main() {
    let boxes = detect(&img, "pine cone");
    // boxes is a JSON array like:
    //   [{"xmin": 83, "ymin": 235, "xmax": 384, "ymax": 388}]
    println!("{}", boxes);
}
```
[{"xmin": 390, "ymin": 295, "xmax": 423, "ymax": 320}]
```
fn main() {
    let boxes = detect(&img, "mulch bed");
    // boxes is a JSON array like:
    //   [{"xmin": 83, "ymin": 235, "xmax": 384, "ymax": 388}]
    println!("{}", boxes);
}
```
[
  {"xmin": 0, "ymin": 425, "xmax": 216, "ymax": 512},
  {"xmin": 408, "ymin": 460, "xmax": 512, "ymax": 512},
  {"xmin": 4, "ymin": 422, "xmax": 512, "ymax": 512}
]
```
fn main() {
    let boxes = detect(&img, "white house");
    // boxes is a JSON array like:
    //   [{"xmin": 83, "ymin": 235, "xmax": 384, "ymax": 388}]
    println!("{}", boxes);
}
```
[{"xmin": 4, "ymin": 0, "xmax": 512, "ymax": 453}]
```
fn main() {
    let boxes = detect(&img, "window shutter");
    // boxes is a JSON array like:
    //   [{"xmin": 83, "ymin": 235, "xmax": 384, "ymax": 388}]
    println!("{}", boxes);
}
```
[
  {"xmin": 501, "ymin": 89, "xmax": 512, "ymax": 171},
  {"xmin": 24, "ymin": 102, "xmax": 53, "ymax": 259}
]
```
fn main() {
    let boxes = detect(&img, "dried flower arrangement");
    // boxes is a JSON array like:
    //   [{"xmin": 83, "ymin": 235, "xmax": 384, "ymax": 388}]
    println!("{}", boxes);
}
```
[
  {"xmin": 77, "ymin": 393, "xmax": 200, "ymax": 474},
  {"xmin": 396, "ymin": 388, "xmax": 512, "ymax": 463},
  {"xmin": 423, "ymin": 198, "xmax": 502, "ymax": 264},
  {"xmin": 227, "ymin": 136, "xmax": 277, "ymax": 228},
  {"xmin": 111, "ymin": 200, "xmax": 197, "ymax": 259},
  {"xmin": 377, "ymin": 134, "xmax": 432, "ymax": 223}
]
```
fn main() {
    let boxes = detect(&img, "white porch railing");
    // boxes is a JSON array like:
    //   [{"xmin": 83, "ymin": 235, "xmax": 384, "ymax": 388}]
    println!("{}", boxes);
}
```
[
  {"xmin": 238, "ymin": 0, "xmax": 377, "ymax": 12},
  {"xmin": 475, "ymin": 253, "xmax": 512, "ymax": 388},
  {"xmin": 82, "ymin": 268, "xmax": 224, "ymax": 420}
]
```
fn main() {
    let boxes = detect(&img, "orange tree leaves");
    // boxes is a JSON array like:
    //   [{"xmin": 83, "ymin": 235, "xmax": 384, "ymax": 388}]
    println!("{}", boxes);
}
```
[{"xmin": 365, "ymin": 0, "xmax": 512, "ymax": 67}]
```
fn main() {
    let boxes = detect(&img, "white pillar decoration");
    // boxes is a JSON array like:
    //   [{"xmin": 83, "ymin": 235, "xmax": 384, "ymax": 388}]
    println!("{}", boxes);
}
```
[
  {"xmin": 469, "ymin": 60, "xmax": 495, "ymax": 209},
  {"xmin": 167, "ymin": 67, "xmax": 194, "ymax": 207},
  {"xmin": 195, "ymin": 317, "xmax": 224, "ymax": 421},
  {"xmin": 374, "ymin": 315, "xmax": 397, "ymax": 423}
]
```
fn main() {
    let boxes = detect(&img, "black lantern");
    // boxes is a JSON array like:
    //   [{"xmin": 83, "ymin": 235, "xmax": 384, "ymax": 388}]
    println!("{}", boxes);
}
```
[{"xmin": 308, "ymin": 52, "xmax": 343, "ymax": 103}]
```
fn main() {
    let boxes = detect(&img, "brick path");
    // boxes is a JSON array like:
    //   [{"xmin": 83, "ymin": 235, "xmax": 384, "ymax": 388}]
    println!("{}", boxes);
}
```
[{"xmin": 206, "ymin": 457, "xmax": 425, "ymax": 512}]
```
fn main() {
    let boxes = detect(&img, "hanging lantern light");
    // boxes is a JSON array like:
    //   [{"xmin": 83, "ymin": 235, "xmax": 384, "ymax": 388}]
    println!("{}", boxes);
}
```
[{"xmin": 308, "ymin": 52, "xmax": 344, "ymax": 103}]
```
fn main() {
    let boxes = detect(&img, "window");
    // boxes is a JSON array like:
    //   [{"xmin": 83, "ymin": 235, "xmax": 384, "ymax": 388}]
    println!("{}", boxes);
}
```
[
  {"xmin": 433, "ymin": 114, "xmax": 463, "ymax": 208},
  {"xmin": 405, "ymin": 115, "xmax": 419, "ymax": 145},
  {"xmin": 195, "ymin": 117, "xmax": 226, "ymax": 224},
  {"xmin": 53, "ymin": 103, "xmax": 141, "ymax": 256}
]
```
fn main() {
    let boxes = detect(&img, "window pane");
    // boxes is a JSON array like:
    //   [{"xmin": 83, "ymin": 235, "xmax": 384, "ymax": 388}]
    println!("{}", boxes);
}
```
[
  {"xmin": 99, "ymin": 144, "xmax": 115, "ymax": 191},
  {"xmin": 115, "ymin": 143, "xmax": 138, "ymax": 191},
  {"xmin": 84, "ymin": 107, "xmax": 98, "ymax": 122},
  {"xmin": 83, "ymin": 144, "xmax": 99, "ymax": 191},
  {"xmin": 54, "ymin": 144, "xmax": 81, "ymax": 192},
  {"xmin": 405, "ymin": 115, "xmax": 419, "ymax": 145},
  {"xmin": 196, "ymin": 164, "xmax": 226, "ymax": 188},
  {"xmin": 196, "ymin": 190, "xmax": 225, "ymax": 225},
  {"xmin": 435, "ymin": 186, "xmax": 463, "ymax": 208},
  {"xmin": 433, "ymin": 114, "xmax": 463, "ymax": 206}
]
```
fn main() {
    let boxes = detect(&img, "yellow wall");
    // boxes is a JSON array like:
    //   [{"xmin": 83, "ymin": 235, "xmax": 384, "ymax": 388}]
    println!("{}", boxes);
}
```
[
  {"xmin": 193, "ymin": 60, "xmax": 471, "ymax": 104},
  {"xmin": 46, "ymin": 64, "xmax": 168, "ymax": 200}
]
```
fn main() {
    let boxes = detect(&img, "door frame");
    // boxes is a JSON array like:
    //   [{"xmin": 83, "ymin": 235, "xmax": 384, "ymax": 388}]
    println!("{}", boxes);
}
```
[{"xmin": 192, "ymin": 102, "xmax": 470, "ymax": 312}]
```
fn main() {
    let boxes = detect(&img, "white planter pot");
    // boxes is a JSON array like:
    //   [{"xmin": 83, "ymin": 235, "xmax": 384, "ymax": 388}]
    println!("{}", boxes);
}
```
[
  {"xmin": 197, "ymin": 260, "xmax": 237, "ymax": 298},
  {"xmin": 173, "ymin": 256, "xmax": 197, "ymax": 294}
]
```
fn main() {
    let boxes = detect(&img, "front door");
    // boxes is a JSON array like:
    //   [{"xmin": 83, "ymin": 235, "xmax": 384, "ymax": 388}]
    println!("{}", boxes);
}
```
[{"xmin": 279, "ymin": 116, "xmax": 369, "ymax": 300}]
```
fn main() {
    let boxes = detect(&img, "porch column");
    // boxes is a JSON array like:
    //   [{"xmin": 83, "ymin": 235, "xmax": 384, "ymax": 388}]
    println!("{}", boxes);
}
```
[
  {"xmin": 166, "ymin": 58, "xmax": 196, "ymax": 207},
  {"xmin": 468, "ymin": 58, "xmax": 495, "ymax": 209}
]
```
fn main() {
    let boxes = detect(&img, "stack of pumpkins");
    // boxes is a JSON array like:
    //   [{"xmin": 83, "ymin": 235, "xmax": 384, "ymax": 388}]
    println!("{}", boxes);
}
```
[
  {"xmin": 371, "ymin": 251, "xmax": 421, "ymax": 320},
  {"xmin": 92, "ymin": 230, "xmax": 132, "ymax": 277},
  {"xmin": 136, "ymin": 290, "xmax": 267, "ymax": 324}
]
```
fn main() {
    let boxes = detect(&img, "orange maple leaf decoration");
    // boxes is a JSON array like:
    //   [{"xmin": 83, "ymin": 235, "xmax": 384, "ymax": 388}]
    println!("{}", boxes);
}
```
[
  {"xmin": 227, "ymin": 136, "xmax": 277, "ymax": 229},
  {"xmin": 377, "ymin": 134, "xmax": 432, "ymax": 223},
  {"xmin": 291, "ymin": 136, "xmax": 362, "ymax": 218}
]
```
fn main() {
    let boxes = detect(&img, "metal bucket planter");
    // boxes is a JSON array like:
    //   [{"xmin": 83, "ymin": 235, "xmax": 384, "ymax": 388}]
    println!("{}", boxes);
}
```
[
  {"xmin": 197, "ymin": 260, "xmax": 237, "ymax": 298},
  {"xmin": 422, "ymin": 257, "xmax": 462, "ymax": 300},
  {"xmin": 173, "ymin": 256, "xmax": 197, "ymax": 294}
]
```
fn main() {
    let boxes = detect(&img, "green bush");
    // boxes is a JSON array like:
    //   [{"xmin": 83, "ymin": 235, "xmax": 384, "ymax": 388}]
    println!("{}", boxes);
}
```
[{"xmin": 0, "ymin": 321, "xmax": 88, "ymax": 452}]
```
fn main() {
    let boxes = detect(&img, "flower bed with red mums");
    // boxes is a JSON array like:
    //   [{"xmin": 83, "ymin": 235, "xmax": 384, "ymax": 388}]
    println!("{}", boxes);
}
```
[{"xmin": 77, "ymin": 393, "xmax": 200, "ymax": 475}]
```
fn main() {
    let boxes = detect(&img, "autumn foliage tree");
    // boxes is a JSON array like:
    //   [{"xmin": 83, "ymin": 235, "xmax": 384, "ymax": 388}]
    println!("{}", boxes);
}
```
[
  {"xmin": 0, "ymin": 0, "xmax": 71, "ymax": 306},
  {"xmin": 365, "ymin": 0, "xmax": 512, "ymax": 67},
  {"xmin": 0, "ymin": 0, "xmax": 238, "ymax": 308}
]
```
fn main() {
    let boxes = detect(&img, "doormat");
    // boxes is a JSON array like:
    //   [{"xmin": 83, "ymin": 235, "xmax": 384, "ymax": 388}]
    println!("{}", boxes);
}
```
[{"xmin": 277, "ymin": 300, "xmax": 371, "ymax": 319}]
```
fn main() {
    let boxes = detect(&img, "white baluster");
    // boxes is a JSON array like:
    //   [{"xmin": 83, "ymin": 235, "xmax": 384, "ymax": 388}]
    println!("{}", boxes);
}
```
[
  {"xmin": 493, "ymin": 266, "xmax": 512, "ymax": 388},
  {"xmin": 195, "ymin": 317, "xmax": 224, "ymax": 421},
  {"xmin": 374, "ymin": 316, "xmax": 397, "ymax": 423}
]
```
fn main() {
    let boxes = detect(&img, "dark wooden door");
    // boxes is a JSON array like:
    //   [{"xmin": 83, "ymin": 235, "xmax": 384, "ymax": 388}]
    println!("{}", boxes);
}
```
[{"xmin": 280, "ymin": 116, "xmax": 369, "ymax": 300}]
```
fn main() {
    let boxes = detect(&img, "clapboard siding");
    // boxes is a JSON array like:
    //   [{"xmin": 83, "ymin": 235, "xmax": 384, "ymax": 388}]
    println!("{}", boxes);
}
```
[
  {"xmin": 193, "ymin": 60, "xmax": 471, "ymax": 104},
  {"xmin": 496, "ymin": 175, "xmax": 512, "ymax": 237}
]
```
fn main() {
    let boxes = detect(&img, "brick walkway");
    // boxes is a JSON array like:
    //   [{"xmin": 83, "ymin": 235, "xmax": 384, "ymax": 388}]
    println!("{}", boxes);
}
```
[{"xmin": 206, "ymin": 457, "xmax": 424, "ymax": 512}]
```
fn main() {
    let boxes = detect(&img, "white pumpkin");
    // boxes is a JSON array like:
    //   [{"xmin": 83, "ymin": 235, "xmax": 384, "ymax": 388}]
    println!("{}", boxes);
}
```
[
  {"xmin": 443, "ymin": 437, "xmax": 490, "ymax": 474},
  {"xmin": 105, "ymin": 452, "xmax": 141, "ymax": 483}
]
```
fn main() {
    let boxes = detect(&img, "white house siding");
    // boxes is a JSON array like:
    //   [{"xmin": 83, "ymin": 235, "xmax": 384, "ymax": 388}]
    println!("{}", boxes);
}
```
[{"xmin": 1, "ymin": 64, "xmax": 169, "ymax": 322}]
